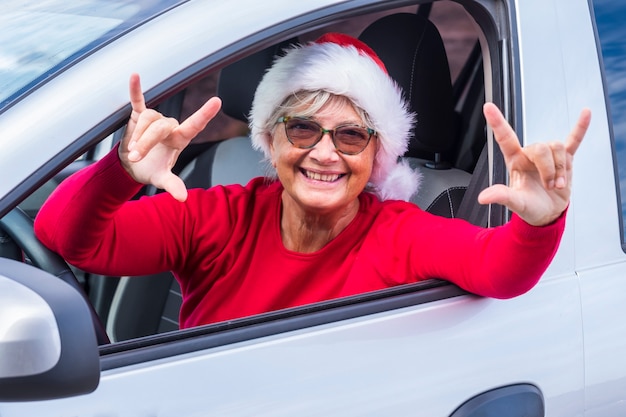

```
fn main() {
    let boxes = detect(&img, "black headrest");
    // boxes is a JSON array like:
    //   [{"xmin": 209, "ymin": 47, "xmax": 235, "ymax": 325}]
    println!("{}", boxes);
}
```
[
  {"xmin": 359, "ymin": 13, "xmax": 456, "ymax": 157},
  {"xmin": 217, "ymin": 38, "xmax": 298, "ymax": 123}
]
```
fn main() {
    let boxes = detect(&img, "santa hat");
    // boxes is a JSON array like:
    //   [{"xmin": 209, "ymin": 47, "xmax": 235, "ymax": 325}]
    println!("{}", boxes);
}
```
[{"xmin": 249, "ymin": 33, "xmax": 420, "ymax": 201}]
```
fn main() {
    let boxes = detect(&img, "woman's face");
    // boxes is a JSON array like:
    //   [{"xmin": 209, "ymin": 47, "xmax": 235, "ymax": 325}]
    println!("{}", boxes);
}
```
[{"xmin": 269, "ymin": 98, "xmax": 377, "ymax": 216}]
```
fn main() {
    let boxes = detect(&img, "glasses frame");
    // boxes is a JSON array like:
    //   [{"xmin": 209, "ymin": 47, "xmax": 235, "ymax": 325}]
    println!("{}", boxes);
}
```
[{"xmin": 277, "ymin": 116, "xmax": 376, "ymax": 155}]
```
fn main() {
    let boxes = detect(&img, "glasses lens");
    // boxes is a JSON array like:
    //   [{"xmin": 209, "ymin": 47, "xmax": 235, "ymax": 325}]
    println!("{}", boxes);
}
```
[
  {"xmin": 285, "ymin": 118, "xmax": 320, "ymax": 148},
  {"xmin": 335, "ymin": 126, "xmax": 370, "ymax": 154}
]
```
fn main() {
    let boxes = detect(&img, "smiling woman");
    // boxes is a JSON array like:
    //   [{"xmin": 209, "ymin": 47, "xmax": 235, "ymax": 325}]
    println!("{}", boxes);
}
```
[
  {"xmin": 270, "ymin": 95, "xmax": 378, "ymax": 253},
  {"xmin": 33, "ymin": 31, "xmax": 589, "ymax": 329},
  {"xmin": 251, "ymin": 33, "xmax": 418, "ymax": 202}
]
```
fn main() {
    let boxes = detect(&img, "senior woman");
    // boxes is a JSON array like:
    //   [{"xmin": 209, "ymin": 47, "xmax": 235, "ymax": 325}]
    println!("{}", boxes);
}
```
[{"xmin": 34, "ymin": 34, "xmax": 590, "ymax": 328}]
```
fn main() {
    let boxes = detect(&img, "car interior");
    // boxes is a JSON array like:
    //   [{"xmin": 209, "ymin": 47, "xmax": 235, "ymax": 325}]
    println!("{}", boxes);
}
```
[{"xmin": 1, "ymin": 1, "xmax": 488, "ymax": 344}]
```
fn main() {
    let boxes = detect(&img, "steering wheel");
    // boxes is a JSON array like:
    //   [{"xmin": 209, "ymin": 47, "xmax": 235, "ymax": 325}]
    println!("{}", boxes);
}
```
[{"xmin": 0, "ymin": 207, "xmax": 110, "ymax": 344}]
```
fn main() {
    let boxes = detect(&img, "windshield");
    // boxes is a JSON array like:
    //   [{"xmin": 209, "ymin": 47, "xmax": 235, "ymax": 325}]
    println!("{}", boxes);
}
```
[{"xmin": 0, "ymin": 0, "xmax": 187, "ymax": 113}]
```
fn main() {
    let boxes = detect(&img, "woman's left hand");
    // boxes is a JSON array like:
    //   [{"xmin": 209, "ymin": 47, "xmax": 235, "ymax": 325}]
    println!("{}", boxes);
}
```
[{"xmin": 477, "ymin": 103, "xmax": 592, "ymax": 226}]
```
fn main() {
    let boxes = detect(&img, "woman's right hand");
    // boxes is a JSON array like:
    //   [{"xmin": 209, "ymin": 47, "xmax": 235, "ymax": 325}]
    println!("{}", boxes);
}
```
[{"xmin": 118, "ymin": 73, "xmax": 222, "ymax": 202}]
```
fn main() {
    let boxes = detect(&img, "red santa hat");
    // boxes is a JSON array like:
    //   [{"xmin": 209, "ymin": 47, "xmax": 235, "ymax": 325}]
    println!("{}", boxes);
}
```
[{"xmin": 249, "ymin": 33, "xmax": 420, "ymax": 201}]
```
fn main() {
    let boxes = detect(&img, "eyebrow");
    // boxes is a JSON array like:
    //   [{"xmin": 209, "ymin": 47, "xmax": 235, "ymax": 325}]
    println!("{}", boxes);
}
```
[{"xmin": 298, "ymin": 116, "xmax": 366, "ymax": 127}]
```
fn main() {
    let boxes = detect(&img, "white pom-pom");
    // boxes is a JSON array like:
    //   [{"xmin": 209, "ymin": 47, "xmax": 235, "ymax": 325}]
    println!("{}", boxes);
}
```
[{"xmin": 376, "ymin": 159, "xmax": 421, "ymax": 201}]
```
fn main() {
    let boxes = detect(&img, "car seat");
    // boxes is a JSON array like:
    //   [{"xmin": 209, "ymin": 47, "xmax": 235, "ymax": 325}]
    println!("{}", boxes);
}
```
[{"xmin": 359, "ymin": 12, "xmax": 473, "ymax": 217}]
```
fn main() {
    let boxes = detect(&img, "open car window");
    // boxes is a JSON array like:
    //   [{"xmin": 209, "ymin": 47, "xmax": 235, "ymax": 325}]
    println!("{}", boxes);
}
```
[{"xmin": 1, "ymin": 0, "xmax": 510, "ymax": 353}]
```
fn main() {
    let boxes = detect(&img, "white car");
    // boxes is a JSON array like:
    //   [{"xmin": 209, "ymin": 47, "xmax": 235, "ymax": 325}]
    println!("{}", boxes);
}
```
[{"xmin": 1, "ymin": 0, "xmax": 625, "ymax": 415}]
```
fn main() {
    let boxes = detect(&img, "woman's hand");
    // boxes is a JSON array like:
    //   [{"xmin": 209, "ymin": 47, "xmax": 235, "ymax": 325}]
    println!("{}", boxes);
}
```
[
  {"xmin": 118, "ymin": 73, "xmax": 222, "ymax": 202},
  {"xmin": 478, "ymin": 103, "xmax": 592, "ymax": 226}
]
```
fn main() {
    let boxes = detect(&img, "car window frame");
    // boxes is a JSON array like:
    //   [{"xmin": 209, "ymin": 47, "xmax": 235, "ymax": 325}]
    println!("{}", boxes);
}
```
[
  {"xmin": 589, "ymin": 0, "xmax": 626, "ymax": 251},
  {"xmin": 2, "ymin": 0, "xmax": 518, "ymax": 363},
  {"xmin": 95, "ymin": 0, "xmax": 515, "ymax": 359},
  {"xmin": 100, "ymin": 279, "xmax": 467, "ymax": 369}
]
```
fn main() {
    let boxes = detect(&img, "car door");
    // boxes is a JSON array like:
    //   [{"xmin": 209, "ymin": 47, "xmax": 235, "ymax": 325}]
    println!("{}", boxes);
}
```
[
  {"xmin": 0, "ymin": 281, "xmax": 582, "ymax": 416},
  {"xmin": 0, "ymin": 0, "xmax": 591, "ymax": 415}
]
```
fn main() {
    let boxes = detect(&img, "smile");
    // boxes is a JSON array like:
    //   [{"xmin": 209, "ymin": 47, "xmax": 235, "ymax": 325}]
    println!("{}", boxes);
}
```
[{"xmin": 301, "ymin": 169, "xmax": 344, "ymax": 182}]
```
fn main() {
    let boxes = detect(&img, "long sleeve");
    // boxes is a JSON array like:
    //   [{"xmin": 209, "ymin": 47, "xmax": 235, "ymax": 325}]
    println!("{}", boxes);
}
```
[
  {"xmin": 34, "ymin": 147, "xmax": 194, "ymax": 276},
  {"xmin": 364, "ymin": 200, "xmax": 567, "ymax": 299},
  {"xmin": 424, "ymin": 212, "xmax": 565, "ymax": 298},
  {"xmin": 33, "ymin": 162, "xmax": 567, "ymax": 327}
]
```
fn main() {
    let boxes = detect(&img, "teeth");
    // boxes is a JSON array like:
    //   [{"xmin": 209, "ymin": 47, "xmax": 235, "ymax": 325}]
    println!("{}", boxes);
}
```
[{"xmin": 304, "ymin": 170, "xmax": 341, "ymax": 182}]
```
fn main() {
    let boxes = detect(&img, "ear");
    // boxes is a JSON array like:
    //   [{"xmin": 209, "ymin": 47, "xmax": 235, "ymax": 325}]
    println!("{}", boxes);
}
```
[{"xmin": 267, "ymin": 134, "xmax": 277, "ymax": 167}]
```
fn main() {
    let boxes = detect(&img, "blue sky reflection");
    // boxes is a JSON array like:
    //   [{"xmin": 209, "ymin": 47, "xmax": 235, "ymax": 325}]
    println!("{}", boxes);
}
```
[{"xmin": 593, "ymin": 0, "xmax": 626, "ymax": 240}]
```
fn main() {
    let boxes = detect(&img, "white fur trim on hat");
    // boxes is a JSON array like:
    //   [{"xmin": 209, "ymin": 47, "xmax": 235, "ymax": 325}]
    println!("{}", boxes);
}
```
[{"xmin": 249, "ymin": 36, "xmax": 420, "ymax": 201}]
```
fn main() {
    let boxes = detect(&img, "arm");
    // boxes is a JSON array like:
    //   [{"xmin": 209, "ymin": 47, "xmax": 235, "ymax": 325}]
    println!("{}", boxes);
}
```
[
  {"xmin": 404, "ymin": 209, "xmax": 566, "ymax": 298},
  {"xmin": 34, "ymin": 147, "xmax": 186, "ymax": 275},
  {"xmin": 35, "ymin": 73, "xmax": 223, "ymax": 275},
  {"xmin": 410, "ymin": 104, "xmax": 589, "ymax": 297}
]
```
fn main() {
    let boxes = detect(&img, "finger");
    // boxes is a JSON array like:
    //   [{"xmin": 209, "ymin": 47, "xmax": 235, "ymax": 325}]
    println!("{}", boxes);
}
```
[
  {"xmin": 120, "ymin": 74, "xmax": 147, "ymax": 147},
  {"xmin": 483, "ymin": 103, "xmax": 523, "ymax": 163},
  {"xmin": 128, "ymin": 116, "xmax": 179, "ymax": 162},
  {"xmin": 129, "ymin": 73, "xmax": 147, "ymax": 113},
  {"xmin": 477, "ymin": 183, "xmax": 521, "ymax": 212},
  {"xmin": 525, "ymin": 143, "xmax": 558, "ymax": 189},
  {"xmin": 127, "ymin": 109, "xmax": 169, "ymax": 151},
  {"xmin": 550, "ymin": 141, "xmax": 567, "ymax": 189},
  {"xmin": 154, "ymin": 172, "xmax": 188, "ymax": 202},
  {"xmin": 565, "ymin": 108, "xmax": 592, "ymax": 156},
  {"xmin": 176, "ymin": 97, "xmax": 222, "ymax": 141}
]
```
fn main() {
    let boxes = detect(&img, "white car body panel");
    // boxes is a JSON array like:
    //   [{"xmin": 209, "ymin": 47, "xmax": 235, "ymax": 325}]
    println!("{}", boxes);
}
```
[{"xmin": 0, "ymin": 282, "xmax": 583, "ymax": 416}]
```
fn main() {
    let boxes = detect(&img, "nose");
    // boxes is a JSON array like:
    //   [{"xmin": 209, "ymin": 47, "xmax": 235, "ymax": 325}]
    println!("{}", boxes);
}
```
[{"xmin": 309, "ymin": 131, "xmax": 339, "ymax": 162}]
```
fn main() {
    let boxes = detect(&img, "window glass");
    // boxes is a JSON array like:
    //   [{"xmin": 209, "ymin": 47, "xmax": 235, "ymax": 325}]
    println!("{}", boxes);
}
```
[
  {"xmin": 0, "ymin": 0, "xmax": 187, "ymax": 112},
  {"xmin": 592, "ymin": 0, "xmax": 626, "ymax": 242}
]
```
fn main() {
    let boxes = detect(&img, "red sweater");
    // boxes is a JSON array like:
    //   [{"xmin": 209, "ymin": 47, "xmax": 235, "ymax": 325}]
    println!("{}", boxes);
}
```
[{"xmin": 34, "ymin": 148, "xmax": 566, "ymax": 328}]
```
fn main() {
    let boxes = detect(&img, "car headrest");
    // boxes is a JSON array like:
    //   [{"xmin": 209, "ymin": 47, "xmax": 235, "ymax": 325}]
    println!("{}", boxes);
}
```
[
  {"xmin": 359, "ymin": 13, "xmax": 456, "ymax": 158},
  {"xmin": 217, "ymin": 38, "xmax": 298, "ymax": 123}
]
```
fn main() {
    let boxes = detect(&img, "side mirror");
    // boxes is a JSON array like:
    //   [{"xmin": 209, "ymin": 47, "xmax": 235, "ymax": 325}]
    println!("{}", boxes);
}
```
[{"xmin": 0, "ymin": 259, "xmax": 99, "ymax": 401}]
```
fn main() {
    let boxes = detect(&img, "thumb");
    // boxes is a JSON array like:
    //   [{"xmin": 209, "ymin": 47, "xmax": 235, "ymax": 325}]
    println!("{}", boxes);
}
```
[
  {"xmin": 156, "ymin": 172, "xmax": 189, "ymax": 202},
  {"xmin": 477, "ymin": 184, "xmax": 519, "ymax": 210}
]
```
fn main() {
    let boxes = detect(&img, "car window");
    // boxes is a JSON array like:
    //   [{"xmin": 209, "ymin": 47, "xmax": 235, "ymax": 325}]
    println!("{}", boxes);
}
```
[
  {"xmin": 0, "ymin": 0, "xmax": 188, "ymax": 113},
  {"xmin": 1, "ymin": 0, "xmax": 505, "ymax": 350},
  {"xmin": 102, "ymin": 1, "xmax": 489, "ymax": 343},
  {"xmin": 591, "ymin": 0, "xmax": 626, "ymax": 249}
]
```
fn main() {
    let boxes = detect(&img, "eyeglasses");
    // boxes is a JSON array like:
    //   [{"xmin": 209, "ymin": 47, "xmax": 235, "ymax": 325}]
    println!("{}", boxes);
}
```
[{"xmin": 277, "ymin": 116, "xmax": 376, "ymax": 155}]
